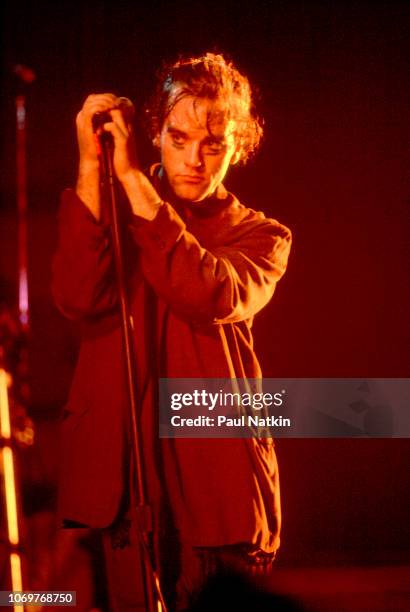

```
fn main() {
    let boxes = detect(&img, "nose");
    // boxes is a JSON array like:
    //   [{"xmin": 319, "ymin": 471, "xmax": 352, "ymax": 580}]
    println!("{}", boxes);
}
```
[{"xmin": 184, "ymin": 142, "xmax": 203, "ymax": 169}]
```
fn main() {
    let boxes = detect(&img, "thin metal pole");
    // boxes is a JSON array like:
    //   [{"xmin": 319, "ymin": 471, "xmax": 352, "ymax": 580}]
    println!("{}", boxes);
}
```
[
  {"xmin": 99, "ymin": 135, "xmax": 167, "ymax": 612},
  {"xmin": 16, "ymin": 95, "xmax": 29, "ymax": 331}
]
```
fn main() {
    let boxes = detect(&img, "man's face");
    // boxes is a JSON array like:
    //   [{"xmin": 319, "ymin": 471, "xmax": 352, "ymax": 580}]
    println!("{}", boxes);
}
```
[{"xmin": 158, "ymin": 94, "xmax": 239, "ymax": 202}]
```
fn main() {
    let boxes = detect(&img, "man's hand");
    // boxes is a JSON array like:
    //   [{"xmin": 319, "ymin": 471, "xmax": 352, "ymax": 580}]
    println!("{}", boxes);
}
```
[
  {"xmin": 75, "ymin": 93, "xmax": 162, "ymax": 222},
  {"xmin": 101, "ymin": 105, "xmax": 139, "ymax": 182},
  {"xmin": 75, "ymin": 93, "xmax": 121, "ymax": 220},
  {"xmin": 76, "ymin": 93, "xmax": 138, "ymax": 180},
  {"xmin": 75, "ymin": 93, "xmax": 138, "ymax": 220},
  {"xmin": 76, "ymin": 93, "xmax": 119, "ymax": 169},
  {"xmin": 101, "ymin": 102, "xmax": 162, "ymax": 219}
]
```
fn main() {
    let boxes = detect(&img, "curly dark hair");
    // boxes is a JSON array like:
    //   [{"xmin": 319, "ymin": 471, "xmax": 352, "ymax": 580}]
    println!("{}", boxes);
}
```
[{"xmin": 145, "ymin": 52, "xmax": 263, "ymax": 164}]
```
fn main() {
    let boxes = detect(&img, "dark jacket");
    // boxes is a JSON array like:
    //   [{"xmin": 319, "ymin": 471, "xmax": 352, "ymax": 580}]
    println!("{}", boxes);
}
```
[{"xmin": 52, "ymin": 176, "xmax": 291, "ymax": 553}]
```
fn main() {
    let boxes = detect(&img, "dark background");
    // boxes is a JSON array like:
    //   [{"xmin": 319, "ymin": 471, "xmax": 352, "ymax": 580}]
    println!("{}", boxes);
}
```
[{"xmin": 1, "ymin": 0, "xmax": 409, "ymax": 568}]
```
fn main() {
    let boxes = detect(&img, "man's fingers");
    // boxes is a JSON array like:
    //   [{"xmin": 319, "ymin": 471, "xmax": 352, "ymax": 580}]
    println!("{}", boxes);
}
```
[
  {"xmin": 78, "ymin": 96, "xmax": 134, "ymax": 138},
  {"xmin": 101, "ymin": 123, "xmax": 130, "ymax": 149},
  {"xmin": 83, "ymin": 94, "xmax": 132, "ymax": 116},
  {"xmin": 101, "ymin": 122, "xmax": 114, "ymax": 132},
  {"xmin": 79, "ymin": 95, "xmax": 119, "ymax": 129},
  {"xmin": 110, "ymin": 109, "xmax": 130, "ymax": 135},
  {"xmin": 101, "ymin": 121, "xmax": 124, "ymax": 140},
  {"xmin": 84, "ymin": 93, "xmax": 118, "ymax": 107}
]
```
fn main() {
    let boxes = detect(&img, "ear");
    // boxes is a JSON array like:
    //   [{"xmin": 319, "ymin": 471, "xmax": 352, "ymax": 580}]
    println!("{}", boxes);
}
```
[{"xmin": 152, "ymin": 133, "xmax": 161, "ymax": 149}]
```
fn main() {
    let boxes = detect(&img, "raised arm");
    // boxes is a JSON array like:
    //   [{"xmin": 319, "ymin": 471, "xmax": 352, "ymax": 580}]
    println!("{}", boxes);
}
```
[
  {"xmin": 52, "ymin": 93, "xmax": 291, "ymax": 323},
  {"xmin": 98, "ymin": 106, "xmax": 292, "ymax": 323},
  {"xmin": 52, "ymin": 93, "xmax": 161, "ymax": 321},
  {"xmin": 129, "ymin": 203, "xmax": 292, "ymax": 324}
]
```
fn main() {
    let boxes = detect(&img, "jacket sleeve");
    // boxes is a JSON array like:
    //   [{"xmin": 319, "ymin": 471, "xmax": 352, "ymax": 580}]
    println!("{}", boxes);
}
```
[
  {"xmin": 51, "ymin": 189, "xmax": 118, "ymax": 320},
  {"xmin": 129, "ymin": 201, "xmax": 292, "ymax": 324}
]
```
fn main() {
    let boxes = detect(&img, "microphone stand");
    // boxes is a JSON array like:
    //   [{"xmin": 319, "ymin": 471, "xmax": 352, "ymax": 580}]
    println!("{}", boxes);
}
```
[{"xmin": 97, "ymin": 131, "xmax": 167, "ymax": 612}]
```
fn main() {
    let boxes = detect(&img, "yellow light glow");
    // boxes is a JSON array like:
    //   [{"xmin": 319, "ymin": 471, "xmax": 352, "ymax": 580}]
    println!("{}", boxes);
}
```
[
  {"xmin": 10, "ymin": 553, "xmax": 24, "ymax": 611},
  {"xmin": 0, "ymin": 370, "xmax": 24, "ymax": 605},
  {"xmin": 2, "ymin": 447, "xmax": 19, "ymax": 545},
  {"xmin": 10, "ymin": 553, "xmax": 23, "ymax": 591},
  {"xmin": 0, "ymin": 368, "xmax": 11, "ymax": 438}
]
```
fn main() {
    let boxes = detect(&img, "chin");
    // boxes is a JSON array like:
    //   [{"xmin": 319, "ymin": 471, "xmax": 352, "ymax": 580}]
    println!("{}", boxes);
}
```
[{"xmin": 174, "ymin": 186, "xmax": 209, "ymax": 202}]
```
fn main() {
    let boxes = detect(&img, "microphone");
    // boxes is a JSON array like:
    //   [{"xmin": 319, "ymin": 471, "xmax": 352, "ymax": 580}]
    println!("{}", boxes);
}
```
[{"xmin": 92, "ymin": 96, "xmax": 134, "ymax": 132}]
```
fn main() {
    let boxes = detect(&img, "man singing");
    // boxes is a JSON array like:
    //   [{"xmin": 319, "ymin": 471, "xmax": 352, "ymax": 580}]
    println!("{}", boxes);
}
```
[{"xmin": 52, "ymin": 52, "xmax": 292, "ymax": 610}]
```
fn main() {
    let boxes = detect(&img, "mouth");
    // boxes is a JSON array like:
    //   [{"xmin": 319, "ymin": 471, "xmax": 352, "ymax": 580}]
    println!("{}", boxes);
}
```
[{"xmin": 177, "ymin": 175, "xmax": 204, "ymax": 184}]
